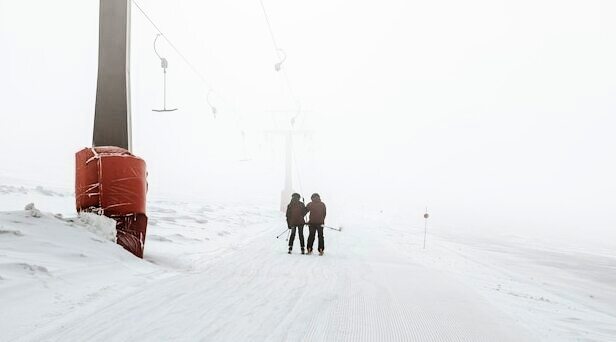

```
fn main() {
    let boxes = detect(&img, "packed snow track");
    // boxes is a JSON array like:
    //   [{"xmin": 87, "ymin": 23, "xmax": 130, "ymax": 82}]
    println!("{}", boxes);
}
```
[{"xmin": 2, "ymin": 188, "xmax": 614, "ymax": 341}]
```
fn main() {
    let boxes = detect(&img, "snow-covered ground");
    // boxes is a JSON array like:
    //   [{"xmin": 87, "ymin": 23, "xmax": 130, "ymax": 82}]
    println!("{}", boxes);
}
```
[{"xmin": 1, "ymin": 179, "xmax": 615, "ymax": 341}]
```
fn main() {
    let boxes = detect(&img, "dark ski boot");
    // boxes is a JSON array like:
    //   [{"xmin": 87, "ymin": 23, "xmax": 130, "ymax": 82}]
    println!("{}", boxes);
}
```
[
  {"xmin": 288, "ymin": 247, "xmax": 292, "ymax": 254},
  {"xmin": 301, "ymin": 248, "xmax": 305, "ymax": 255}
]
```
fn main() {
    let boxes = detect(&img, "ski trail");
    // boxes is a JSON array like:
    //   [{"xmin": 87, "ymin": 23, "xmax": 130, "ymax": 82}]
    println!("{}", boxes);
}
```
[{"xmin": 19, "ymin": 217, "xmax": 535, "ymax": 341}]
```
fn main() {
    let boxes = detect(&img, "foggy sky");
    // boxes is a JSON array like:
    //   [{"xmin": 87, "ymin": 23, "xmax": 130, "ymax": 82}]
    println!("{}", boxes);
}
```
[{"xmin": 1, "ymin": 0, "xmax": 615, "ymax": 237}]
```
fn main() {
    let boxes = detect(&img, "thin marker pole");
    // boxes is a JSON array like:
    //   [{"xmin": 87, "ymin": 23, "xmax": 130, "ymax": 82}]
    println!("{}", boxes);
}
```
[{"xmin": 423, "ymin": 207, "xmax": 429, "ymax": 249}]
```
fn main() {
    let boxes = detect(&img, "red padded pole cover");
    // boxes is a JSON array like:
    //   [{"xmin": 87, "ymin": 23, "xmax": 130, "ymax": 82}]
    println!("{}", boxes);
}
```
[{"xmin": 75, "ymin": 147, "xmax": 148, "ymax": 258}]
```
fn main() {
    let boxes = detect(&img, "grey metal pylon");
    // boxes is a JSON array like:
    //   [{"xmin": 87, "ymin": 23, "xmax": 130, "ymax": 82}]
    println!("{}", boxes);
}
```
[{"xmin": 93, "ymin": 0, "xmax": 132, "ymax": 151}]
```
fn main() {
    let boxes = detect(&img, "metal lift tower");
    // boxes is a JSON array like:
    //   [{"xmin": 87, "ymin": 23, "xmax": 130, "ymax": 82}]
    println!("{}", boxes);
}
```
[
  {"xmin": 93, "ymin": 0, "xmax": 132, "ymax": 150},
  {"xmin": 75, "ymin": 0, "xmax": 148, "ymax": 258}
]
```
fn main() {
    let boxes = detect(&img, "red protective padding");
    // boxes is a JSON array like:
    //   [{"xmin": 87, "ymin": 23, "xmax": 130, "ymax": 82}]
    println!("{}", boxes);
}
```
[
  {"xmin": 98, "ymin": 155, "xmax": 147, "ymax": 216},
  {"xmin": 114, "ymin": 214, "xmax": 148, "ymax": 258},
  {"xmin": 75, "ymin": 147, "xmax": 148, "ymax": 258},
  {"xmin": 75, "ymin": 148, "xmax": 102, "ymax": 210},
  {"xmin": 75, "ymin": 147, "xmax": 147, "ymax": 215}
]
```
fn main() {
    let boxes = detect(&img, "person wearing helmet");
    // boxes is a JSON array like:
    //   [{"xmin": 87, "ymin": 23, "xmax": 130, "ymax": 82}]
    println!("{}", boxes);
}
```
[
  {"xmin": 286, "ymin": 193, "xmax": 307, "ymax": 254},
  {"xmin": 306, "ymin": 193, "xmax": 327, "ymax": 255}
]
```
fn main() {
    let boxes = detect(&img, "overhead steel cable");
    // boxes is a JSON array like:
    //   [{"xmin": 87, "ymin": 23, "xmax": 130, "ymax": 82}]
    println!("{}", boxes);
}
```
[
  {"xmin": 131, "ymin": 0, "xmax": 214, "ymax": 91},
  {"xmin": 257, "ymin": 0, "xmax": 300, "ymax": 119},
  {"xmin": 258, "ymin": 0, "xmax": 282, "ymax": 52}
]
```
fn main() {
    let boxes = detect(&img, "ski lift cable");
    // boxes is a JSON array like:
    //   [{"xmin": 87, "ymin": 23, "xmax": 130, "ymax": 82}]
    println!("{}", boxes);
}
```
[
  {"xmin": 257, "ymin": 0, "xmax": 294, "ymax": 94},
  {"xmin": 132, "ymin": 0, "xmax": 215, "ymax": 92},
  {"xmin": 258, "ymin": 0, "xmax": 304, "ymax": 127},
  {"xmin": 133, "ymin": 0, "xmax": 234, "ymax": 120},
  {"xmin": 258, "ymin": 0, "xmax": 282, "ymax": 55},
  {"xmin": 258, "ymin": 0, "xmax": 295, "ymax": 93}
]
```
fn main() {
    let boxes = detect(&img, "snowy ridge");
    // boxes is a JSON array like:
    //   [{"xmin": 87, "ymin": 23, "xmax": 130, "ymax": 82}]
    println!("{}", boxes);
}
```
[{"xmin": 0, "ymin": 207, "xmax": 160, "ymax": 342}]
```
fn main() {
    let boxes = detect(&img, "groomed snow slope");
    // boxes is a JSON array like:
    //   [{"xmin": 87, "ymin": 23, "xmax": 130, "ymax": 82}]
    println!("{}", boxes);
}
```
[{"xmin": 1, "ymin": 182, "xmax": 614, "ymax": 341}]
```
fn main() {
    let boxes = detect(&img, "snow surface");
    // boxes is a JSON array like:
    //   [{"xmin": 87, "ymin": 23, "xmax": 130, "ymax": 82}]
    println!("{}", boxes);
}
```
[
  {"xmin": 0, "ymin": 180, "xmax": 615, "ymax": 341},
  {"xmin": 75, "ymin": 212, "xmax": 117, "ymax": 242}
]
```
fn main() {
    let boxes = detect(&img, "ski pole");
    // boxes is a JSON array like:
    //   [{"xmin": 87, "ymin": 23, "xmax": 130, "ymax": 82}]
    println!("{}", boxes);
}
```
[
  {"xmin": 276, "ymin": 229, "xmax": 288, "ymax": 239},
  {"xmin": 324, "ymin": 225, "xmax": 342, "ymax": 232}
]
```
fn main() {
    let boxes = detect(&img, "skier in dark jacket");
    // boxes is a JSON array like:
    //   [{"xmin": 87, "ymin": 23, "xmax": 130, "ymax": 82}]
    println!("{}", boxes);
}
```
[
  {"xmin": 286, "ymin": 193, "xmax": 307, "ymax": 254},
  {"xmin": 306, "ymin": 193, "xmax": 327, "ymax": 255}
]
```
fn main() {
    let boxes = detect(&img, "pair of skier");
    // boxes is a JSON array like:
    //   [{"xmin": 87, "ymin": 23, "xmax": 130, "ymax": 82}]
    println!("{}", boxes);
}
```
[{"xmin": 286, "ymin": 193, "xmax": 327, "ymax": 255}]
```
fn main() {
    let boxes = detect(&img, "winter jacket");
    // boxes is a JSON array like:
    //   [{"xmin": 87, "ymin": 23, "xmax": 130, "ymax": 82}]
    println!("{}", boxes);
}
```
[
  {"xmin": 306, "ymin": 199, "xmax": 326, "ymax": 225},
  {"xmin": 286, "ymin": 199, "xmax": 307, "ymax": 226}
]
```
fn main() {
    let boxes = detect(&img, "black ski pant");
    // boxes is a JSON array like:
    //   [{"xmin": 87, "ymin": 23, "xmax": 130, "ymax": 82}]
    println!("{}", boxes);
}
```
[
  {"xmin": 288, "ymin": 225, "xmax": 305, "ymax": 249},
  {"xmin": 307, "ymin": 224, "xmax": 324, "ymax": 251}
]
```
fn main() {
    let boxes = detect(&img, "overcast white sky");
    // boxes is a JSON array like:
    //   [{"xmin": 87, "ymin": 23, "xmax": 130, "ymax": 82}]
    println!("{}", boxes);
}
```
[{"xmin": 1, "ymin": 0, "xmax": 615, "ymax": 236}]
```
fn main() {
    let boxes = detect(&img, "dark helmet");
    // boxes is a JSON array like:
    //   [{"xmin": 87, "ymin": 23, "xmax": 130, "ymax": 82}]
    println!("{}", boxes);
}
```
[
  {"xmin": 311, "ymin": 193, "xmax": 320, "ymax": 200},
  {"xmin": 291, "ymin": 193, "xmax": 301, "ymax": 199}
]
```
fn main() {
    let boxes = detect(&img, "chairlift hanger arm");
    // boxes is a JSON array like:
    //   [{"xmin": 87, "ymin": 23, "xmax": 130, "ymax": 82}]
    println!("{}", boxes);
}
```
[{"xmin": 152, "ymin": 34, "xmax": 177, "ymax": 112}]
